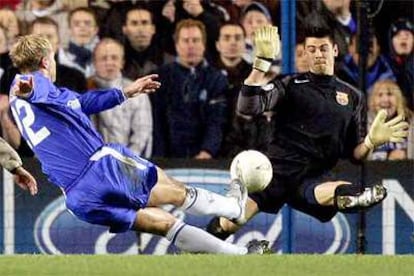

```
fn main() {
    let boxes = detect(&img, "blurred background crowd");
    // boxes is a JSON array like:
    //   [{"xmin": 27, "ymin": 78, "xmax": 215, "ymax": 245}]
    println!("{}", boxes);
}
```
[{"xmin": 0, "ymin": 0, "xmax": 412, "ymax": 161}]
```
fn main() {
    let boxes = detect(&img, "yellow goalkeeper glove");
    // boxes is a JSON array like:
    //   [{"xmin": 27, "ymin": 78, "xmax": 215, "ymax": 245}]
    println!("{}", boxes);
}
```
[
  {"xmin": 253, "ymin": 26, "xmax": 280, "ymax": 73},
  {"xmin": 364, "ymin": 109, "xmax": 409, "ymax": 150}
]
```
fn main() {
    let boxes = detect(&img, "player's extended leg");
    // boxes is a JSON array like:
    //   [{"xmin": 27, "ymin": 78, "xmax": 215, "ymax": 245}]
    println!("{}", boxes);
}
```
[
  {"xmin": 310, "ymin": 181, "xmax": 387, "ymax": 212},
  {"xmin": 131, "ymin": 207, "xmax": 268, "ymax": 254},
  {"xmin": 147, "ymin": 167, "xmax": 247, "ymax": 223},
  {"xmin": 207, "ymin": 197, "xmax": 260, "ymax": 240}
]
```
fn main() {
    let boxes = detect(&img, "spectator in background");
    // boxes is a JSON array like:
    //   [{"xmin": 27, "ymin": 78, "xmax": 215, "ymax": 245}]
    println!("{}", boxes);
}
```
[
  {"xmin": 151, "ymin": 19, "xmax": 227, "ymax": 159},
  {"xmin": 88, "ymin": 38, "xmax": 153, "ymax": 158},
  {"xmin": 387, "ymin": 18, "xmax": 414, "ymax": 110},
  {"xmin": 214, "ymin": 22, "xmax": 273, "ymax": 157},
  {"xmin": 60, "ymin": 7, "xmax": 99, "ymax": 77},
  {"xmin": 31, "ymin": 17, "xmax": 87, "ymax": 92},
  {"xmin": 0, "ymin": 26, "xmax": 6, "ymax": 82},
  {"xmin": 0, "ymin": 26, "xmax": 7, "ymax": 55},
  {"xmin": 0, "ymin": 17, "xmax": 87, "ymax": 95},
  {"xmin": 0, "ymin": 9, "xmax": 20, "ymax": 91},
  {"xmin": 160, "ymin": 0, "xmax": 222, "ymax": 60},
  {"xmin": 95, "ymin": 0, "xmax": 165, "ymax": 42},
  {"xmin": 337, "ymin": 30, "xmax": 396, "ymax": 94},
  {"xmin": 215, "ymin": 0, "xmax": 253, "ymax": 21},
  {"xmin": 214, "ymin": 0, "xmax": 280, "ymax": 26},
  {"xmin": 0, "ymin": 9, "xmax": 22, "ymax": 152},
  {"xmin": 320, "ymin": 0, "xmax": 355, "ymax": 60},
  {"xmin": 15, "ymin": 0, "xmax": 71, "ymax": 47},
  {"xmin": 367, "ymin": 80, "xmax": 414, "ymax": 160},
  {"xmin": 240, "ymin": 1, "xmax": 281, "ymax": 74},
  {"xmin": 214, "ymin": 22, "xmax": 249, "ymax": 110},
  {"xmin": 0, "ymin": 0, "xmax": 20, "ymax": 10},
  {"xmin": 0, "ymin": 8, "xmax": 20, "ymax": 50},
  {"xmin": 122, "ymin": 6, "xmax": 174, "ymax": 80},
  {"xmin": 295, "ymin": 40, "xmax": 309, "ymax": 73}
]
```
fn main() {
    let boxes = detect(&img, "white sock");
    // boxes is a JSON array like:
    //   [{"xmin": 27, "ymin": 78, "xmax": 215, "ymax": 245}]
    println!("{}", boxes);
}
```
[
  {"xmin": 180, "ymin": 187, "xmax": 240, "ymax": 219},
  {"xmin": 166, "ymin": 220, "xmax": 247, "ymax": 255}
]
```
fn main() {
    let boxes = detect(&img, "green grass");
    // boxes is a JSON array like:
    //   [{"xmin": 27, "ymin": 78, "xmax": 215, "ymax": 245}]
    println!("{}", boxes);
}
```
[{"xmin": 0, "ymin": 254, "xmax": 413, "ymax": 276}]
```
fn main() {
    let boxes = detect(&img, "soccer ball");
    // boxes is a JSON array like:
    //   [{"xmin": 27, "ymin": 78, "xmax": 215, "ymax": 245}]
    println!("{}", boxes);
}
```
[{"xmin": 230, "ymin": 150, "xmax": 273, "ymax": 193}]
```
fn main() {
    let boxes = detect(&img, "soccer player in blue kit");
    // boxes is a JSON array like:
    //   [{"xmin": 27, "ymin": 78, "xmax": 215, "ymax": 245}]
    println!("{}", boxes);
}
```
[{"xmin": 8, "ymin": 34, "xmax": 269, "ymax": 254}]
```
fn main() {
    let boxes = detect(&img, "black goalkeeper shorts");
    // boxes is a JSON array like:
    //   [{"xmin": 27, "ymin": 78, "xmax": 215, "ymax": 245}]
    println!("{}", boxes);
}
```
[{"xmin": 249, "ymin": 171, "xmax": 337, "ymax": 222}]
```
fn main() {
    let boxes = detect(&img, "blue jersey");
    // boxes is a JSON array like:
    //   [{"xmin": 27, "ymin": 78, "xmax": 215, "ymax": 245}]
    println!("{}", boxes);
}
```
[{"xmin": 9, "ymin": 72, "xmax": 126, "ymax": 189}]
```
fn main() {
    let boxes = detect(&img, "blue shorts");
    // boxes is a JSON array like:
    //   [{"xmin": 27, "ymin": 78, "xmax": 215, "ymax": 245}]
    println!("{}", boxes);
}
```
[{"xmin": 65, "ymin": 144, "xmax": 158, "ymax": 233}]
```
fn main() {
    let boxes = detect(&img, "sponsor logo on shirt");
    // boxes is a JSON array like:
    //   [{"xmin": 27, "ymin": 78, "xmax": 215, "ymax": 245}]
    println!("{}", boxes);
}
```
[
  {"xmin": 294, "ymin": 79, "xmax": 310, "ymax": 84},
  {"xmin": 67, "ymin": 99, "xmax": 81, "ymax": 109}
]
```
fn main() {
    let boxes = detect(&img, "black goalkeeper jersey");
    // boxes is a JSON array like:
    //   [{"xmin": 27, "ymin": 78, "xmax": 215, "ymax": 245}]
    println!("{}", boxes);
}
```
[{"xmin": 238, "ymin": 72, "xmax": 367, "ymax": 180}]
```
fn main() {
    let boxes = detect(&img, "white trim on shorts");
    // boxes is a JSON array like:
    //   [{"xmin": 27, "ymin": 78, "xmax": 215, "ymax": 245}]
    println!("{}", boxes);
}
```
[{"xmin": 89, "ymin": 146, "xmax": 146, "ymax": 170}]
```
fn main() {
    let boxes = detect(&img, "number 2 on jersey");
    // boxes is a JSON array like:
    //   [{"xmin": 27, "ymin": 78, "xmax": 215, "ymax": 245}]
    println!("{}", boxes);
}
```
[{"xmin": 11, "ymin": 99, "xmax": 50, "ymax": 148}]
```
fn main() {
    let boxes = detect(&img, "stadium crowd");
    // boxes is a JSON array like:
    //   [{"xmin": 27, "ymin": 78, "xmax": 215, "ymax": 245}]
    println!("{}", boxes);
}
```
[{"xmin": 0, "ymin": 0, "xmax": 413, "ymax": 161}]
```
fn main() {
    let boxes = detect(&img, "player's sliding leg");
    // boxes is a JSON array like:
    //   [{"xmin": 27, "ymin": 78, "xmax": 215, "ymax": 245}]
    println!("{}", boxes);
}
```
[
  {"xmin": 132, "ymin": 207, "xmax": 268, "ymax": 254},
  {"xmin": 148, "ymin": 167, "xmax": 247, "ymax": 223},
  {"xmin": 207, "ymin": 197, "xmax": 260, "ymax": 240}
]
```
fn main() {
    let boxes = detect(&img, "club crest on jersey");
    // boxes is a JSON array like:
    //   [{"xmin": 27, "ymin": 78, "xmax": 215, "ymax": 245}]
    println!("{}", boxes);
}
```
[{"xmin": 336, "ymin": 91, "xmax": 349, "ymax": 106}]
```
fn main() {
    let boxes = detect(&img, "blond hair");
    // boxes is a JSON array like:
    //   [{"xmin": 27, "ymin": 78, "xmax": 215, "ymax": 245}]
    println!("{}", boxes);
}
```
[
  {"xmin": 9, "ymin": 34, "xmax": 52, "ymax": 73},
  {"xmin": 368, "ymin": 79, "xmax": 413, "ymax": 120}
]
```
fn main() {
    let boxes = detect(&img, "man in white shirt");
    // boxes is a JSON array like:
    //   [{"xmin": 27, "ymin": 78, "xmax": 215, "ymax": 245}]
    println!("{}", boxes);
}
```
[{"xmin": 88, "ymin": 38, "xmax": 153, "ymax": 157}]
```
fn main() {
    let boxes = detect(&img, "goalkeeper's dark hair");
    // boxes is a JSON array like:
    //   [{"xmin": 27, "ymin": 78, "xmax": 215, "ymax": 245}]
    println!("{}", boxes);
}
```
[{"xmin": 303, "ymin": 11, "xmax": 335, "ymax": 44}]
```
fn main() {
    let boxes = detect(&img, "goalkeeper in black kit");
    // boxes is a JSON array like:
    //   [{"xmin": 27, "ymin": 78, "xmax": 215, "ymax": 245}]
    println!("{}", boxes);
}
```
[{"xmin": 207, "ymin": 16, "xmax": 409, "ymax": 239}]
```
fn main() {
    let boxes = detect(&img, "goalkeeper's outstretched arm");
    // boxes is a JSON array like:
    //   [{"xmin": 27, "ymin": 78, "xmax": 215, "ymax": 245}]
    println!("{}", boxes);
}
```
[
  {"xmin": 353, "ymin": 109, "xmax": 409, "ymax": 160},
  {"xmin": 237, "ymin": 26, "xmax": 283, "ymax": 117},
  {"xmin": 244, "ymin": 25, "xmax": 280, "ymax": 85},
  {"xmin": 237, "ymin": 78, "xmax": 286, "ymax": 117}
]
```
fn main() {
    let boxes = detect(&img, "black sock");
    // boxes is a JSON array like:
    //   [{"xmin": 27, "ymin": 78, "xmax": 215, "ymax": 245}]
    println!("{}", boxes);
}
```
[{"xmin": 206, "ymin": 217, "xmax": 233, "ymax": 240}]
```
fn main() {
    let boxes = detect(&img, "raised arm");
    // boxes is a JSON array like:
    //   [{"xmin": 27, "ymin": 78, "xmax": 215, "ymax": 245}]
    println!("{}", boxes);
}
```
[
  {"xmin": 10, "ymin": 75, "xmax": 35, "ymax": 98},
  {"xmin": 238, "ymin": 78, "xmax": 286, "ymax": 117},
  {"xmin": 123, "ymin": 74, "xmax": 161, "ymax": 98},
  {"xmin": 353, "ymin": 109, "xmax": 409, "ymax": 160},
  {"xmin": 79, "ymin": 88, "xmax": 126, "ymax": 115},
  {"xmin": 80, "ymin": 74, "xmax": 161, "ymax": 115},
  {"xmin": 237, "ymin": 26, "xmax": 284, "ymax": 116}
]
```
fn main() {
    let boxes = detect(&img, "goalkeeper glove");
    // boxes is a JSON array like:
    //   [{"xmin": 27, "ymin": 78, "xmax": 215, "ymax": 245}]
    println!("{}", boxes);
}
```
[
  {"xmin": 253, "ymin": 26, "xmax": 280, "ymax": 73},
  {"xmin": 364, "ymin": 109, "xmax": 409, "ymax": 150}
]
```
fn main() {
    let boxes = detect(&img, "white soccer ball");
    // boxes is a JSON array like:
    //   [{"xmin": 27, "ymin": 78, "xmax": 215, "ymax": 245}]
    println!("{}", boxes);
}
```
[{"xmin": 230, "ymin": 150, "xmax": 273, "ymax": 193}]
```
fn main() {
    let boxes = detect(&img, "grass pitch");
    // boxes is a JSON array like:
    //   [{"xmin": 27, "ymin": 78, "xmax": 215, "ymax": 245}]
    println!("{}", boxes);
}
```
[{"xmin": 0, "ymin": 254, "xmax": 413, "ymax": 276}]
